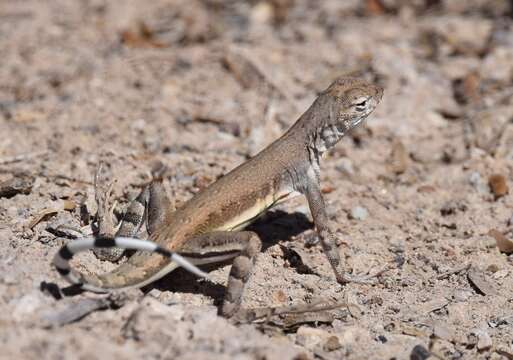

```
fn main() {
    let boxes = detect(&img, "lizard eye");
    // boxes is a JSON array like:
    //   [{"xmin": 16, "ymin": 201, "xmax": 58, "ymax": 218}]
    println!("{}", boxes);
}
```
[{"xmin": 353, "ymin": 98, "xmax": 368, "ymax": 112}]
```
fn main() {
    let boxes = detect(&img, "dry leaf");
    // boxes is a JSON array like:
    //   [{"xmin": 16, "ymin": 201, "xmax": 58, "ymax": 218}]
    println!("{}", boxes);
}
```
[
  {"xmin": 488, "ymin": 229, "xmax": 513, "ymax": 253},
  {"xmin": 28, "ymin": 200, "xmax": 76, "ymax": 229},
  {"xmin": 399, "ymin": 323, "xmax": 430, "ymax": 337},
  {"xmin": 467, "ymin": 267, "xmax": 498, "ymax": 296},
  {"xmin": 417, "ymin": 185, "xmax": 436, "ymax": 193}
]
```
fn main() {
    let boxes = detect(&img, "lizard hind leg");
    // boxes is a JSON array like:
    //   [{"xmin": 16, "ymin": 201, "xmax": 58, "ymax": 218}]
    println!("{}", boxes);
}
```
[{"xmin": 179, "ymin": 231, "xmax": 262, "ymax": 318}]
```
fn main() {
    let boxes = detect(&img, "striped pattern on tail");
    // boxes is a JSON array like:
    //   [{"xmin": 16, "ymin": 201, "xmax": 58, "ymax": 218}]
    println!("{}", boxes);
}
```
[{"xmin": 53, "ymin": 236, "xmax": 209, "ymax": 292}]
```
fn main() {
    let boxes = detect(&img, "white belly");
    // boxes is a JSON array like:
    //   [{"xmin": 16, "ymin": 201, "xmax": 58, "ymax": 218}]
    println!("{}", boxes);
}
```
[{"xmin": 216, "ymin": 186, "xmax": 300, "ymax": 232}]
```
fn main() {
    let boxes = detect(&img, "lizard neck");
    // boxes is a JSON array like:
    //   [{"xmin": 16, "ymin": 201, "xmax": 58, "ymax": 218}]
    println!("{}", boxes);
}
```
[
  {"xmin": 307, "ymin": 123, "xmax": 346, "ymax": 154},
  {"xmin": 285, "ymin": 94, "xmax": 347, "ymax": 157}
]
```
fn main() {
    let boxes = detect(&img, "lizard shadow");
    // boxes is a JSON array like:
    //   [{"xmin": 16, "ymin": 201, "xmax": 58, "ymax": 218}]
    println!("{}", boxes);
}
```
[{"xmin": 146, "ymin": 210, "xmax": 313, "ymax": 300}]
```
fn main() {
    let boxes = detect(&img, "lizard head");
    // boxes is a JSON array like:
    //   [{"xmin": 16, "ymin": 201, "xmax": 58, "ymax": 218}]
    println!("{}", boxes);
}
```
[
  {"xmin": 298, "ymin": 76, "xmax": 383, "ymax": 153},
  {"xmin": 328, "ymin": 76, "xmax": 383, "ymax": 130}
]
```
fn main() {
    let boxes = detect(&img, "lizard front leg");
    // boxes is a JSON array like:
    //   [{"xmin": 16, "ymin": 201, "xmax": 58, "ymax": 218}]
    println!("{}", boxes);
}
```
[
  {"xmin": 303, "ymin": 169, "xmax": 377, "ymax": 285},
  {"xmin": 179, "ymin": 231, "xmax": 262, "ymax": 318}
]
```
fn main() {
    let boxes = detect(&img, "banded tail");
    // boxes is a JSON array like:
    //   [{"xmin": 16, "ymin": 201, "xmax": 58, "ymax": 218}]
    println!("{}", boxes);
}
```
[{"xmin": 53, "ymin": 236, "xmax": 209, "ymax": 292}]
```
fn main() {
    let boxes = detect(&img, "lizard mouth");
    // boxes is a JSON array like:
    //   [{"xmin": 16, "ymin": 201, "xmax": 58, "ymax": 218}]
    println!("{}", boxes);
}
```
[
  {"xmin": 351, "ymin": 116, "xmax": 366, "ymax": 128},
  {"xmin": 352, "ymin": 105, "xmax": 376, "ymax": 127}
]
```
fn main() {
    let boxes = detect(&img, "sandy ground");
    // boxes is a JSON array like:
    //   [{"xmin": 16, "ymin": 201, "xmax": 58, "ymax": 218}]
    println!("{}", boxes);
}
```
[{"xmin": 1, "ymin": 1, "xmax": 513, "ymax": 359}]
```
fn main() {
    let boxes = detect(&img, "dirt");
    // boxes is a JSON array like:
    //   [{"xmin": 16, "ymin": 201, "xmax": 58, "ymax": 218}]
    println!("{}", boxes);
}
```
[{"xmin": 1, "ymin": 1, "xmax": 513, "ymax": 359}]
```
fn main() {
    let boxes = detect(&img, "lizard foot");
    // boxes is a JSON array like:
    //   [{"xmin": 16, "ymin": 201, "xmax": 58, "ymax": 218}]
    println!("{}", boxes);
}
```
[{"xmin": 303, "ymin": 232, "xmax": 319, "ymax": 247}]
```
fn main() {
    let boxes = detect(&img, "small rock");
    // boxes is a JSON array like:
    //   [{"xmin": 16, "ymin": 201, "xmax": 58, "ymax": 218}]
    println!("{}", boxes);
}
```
[
  {"xmin": 338, "ymin": 326, "xmax": 372, "ymax": 349},
  {"xmin": 46, "ymin": 211, "xmax": 82, "ymax": 238},
  {"xmin": 389, "ymin": 139, "xmax": 409, "ymax": 174},
  {"xmin": 488, "ymin": 174, "xmax": 509, "ymax": 199},
  {"xmin": 251, "ymin": 1, "xmax": 273, "ymax": 25},
  {"xmin": 469, "ymin": 171, "xmax": 482, "ymax": 187},
  {"xmin": 349, "ymin": 206, "xmax": 368, "ymax": 221},
  {"xmin": 410, "ymin": 344, "xmax": 431, "ymax": 360},
  {"xmin": 296, "ymin": 326, "xmax": 335, "ymax": 349},
  {"xmin": 0, "ymin": 174, "xmax": 34, "ymax": 198},
  {"xmin": 486, "ymin": 263, "xmax": 500, "ymax": 273},
  {"xmin": 467, "ymin": 332, "xmax": 478, "ymax": 346},
  {"xmin": 417, "ymin": 185, "xmax": 436, "ymax": 194},
  {"xmin": 321, "ymin": 185, "xmax": 335, "ymax": 194},
  {"xmin": 453, "ymin": 288, "xmax": 474, "ymax": 302},
  {"xmin": 375, "ymin": 335, "xmax": 387, "ymax": 343},
  {"xmin": 433, "ymin": 323, "xmax": 453, "ymax": 341},
  {"xmin": 488, "ymin": 229, "xmax": 513, "ymax": 254},
  {"xmin": 468, "ymin": 171, "xmax": 490, "ymax": 195},
  {"xmin": 323, "ymin": 336, "xmax": 342, "ymax": 352},
  {"xmin": 336, "ymin": 158, "xmax": 355, "ymax": 177},
  {"xmin": 466, "ymin": 107, "xmax": 513, "ymax": 154},
  {"xmin": 130, "ymin": 118, "xmax": 147, "ymax": 132},
  {"xmin": 474, "ymin": 329, "xmax": 493, "ymax": 351},
  {"xmin": 468, "ymin": 267, "xmax": 498, "ymax": 296}
]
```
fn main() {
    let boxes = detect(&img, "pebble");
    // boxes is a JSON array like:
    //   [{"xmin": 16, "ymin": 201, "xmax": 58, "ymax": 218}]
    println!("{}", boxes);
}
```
[
  {"xmin": 251, "ymin": 1, "xmax": 273, "ymax": 24},
  {"xmin": 389, "ymin": 139, "xmax": 409, "ymax": 174},
  {"xmin": 296, "ymin": 326, "xmax": 335, "ymax": 349},
  {"xmin": 468, "ymin": 171, "xmax": 489, "ymax": 194},
  {"xmin": 323, "ymin": 336, "xmax": 342, "ymax": 352},
  {"xmin": 433, "ymin": 323, "xmax": 453, "ymax": 341},
  {"xmin": 130, "ymin": 118, "xmax": 147, "ymax": 132},
  {"xmin": 468, "ymin": 171, "xmax": 482, "ymax": 187},
  {"xmin": 336, "ymin": 158, "xmax": 355, "ymax": 177},
  {"xmin": 488, "ymin": 174, "xmax": 509, "ymax": 199},
  {"xmin": 488, "ymin": 229, "xmax": 513, "ymax": 254},
  {"xmin": 349, "ymin": 206, "xmax": 368, "ymax": 221},
  {"xmin": 409, "ymin": 344, "xmax": 431, "ymax": 360},
  {"xmin": 476, "ymin": 330, "xmax": 493, "ymax": 350},
  {"xmin": 452, "ymin": 289, "xmax": 473, "ymax": 302}
]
